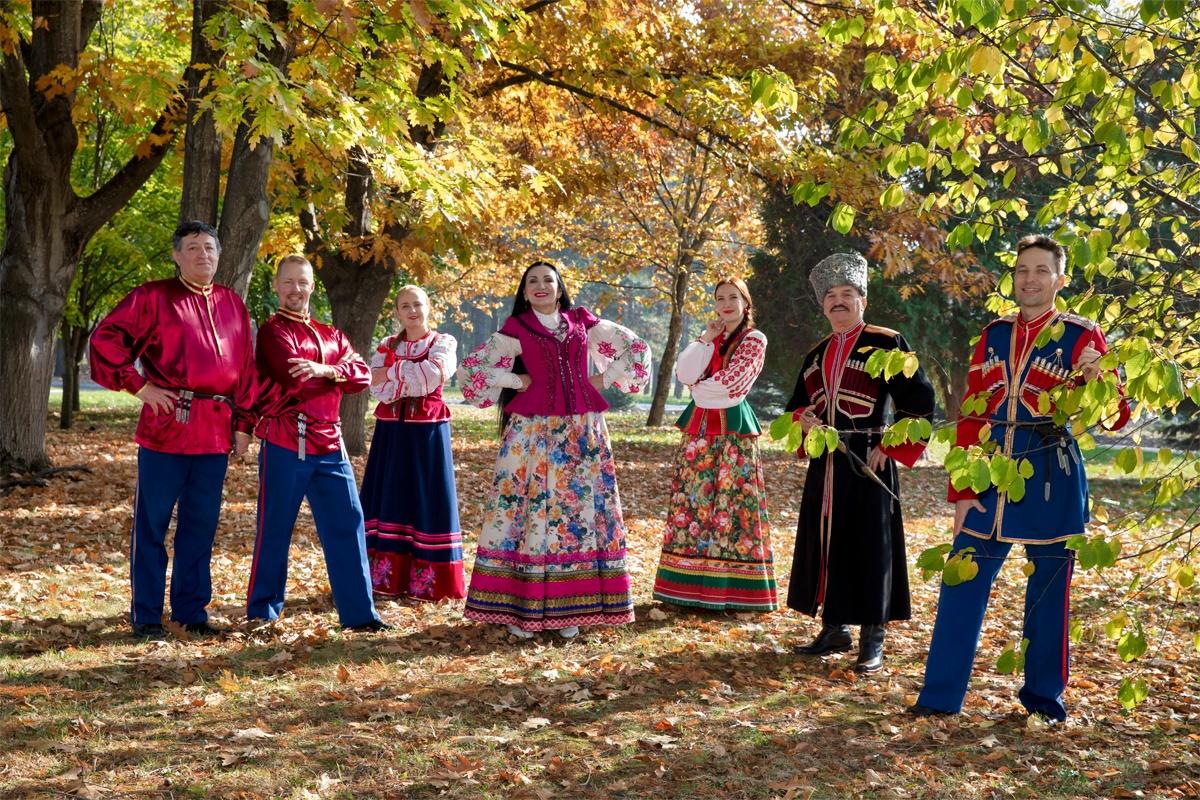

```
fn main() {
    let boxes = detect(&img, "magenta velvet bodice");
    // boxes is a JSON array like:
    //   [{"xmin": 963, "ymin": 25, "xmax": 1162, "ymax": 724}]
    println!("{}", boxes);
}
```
[{"xmin": 499, "ymin": 307, "xmax": 609, "ymax": 417}]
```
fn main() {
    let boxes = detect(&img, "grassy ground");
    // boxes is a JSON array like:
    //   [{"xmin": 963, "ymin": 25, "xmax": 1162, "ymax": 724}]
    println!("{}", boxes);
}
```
[{"xmin": 1, "ymin": 396, "xmax": 1198, "ymax": 799}]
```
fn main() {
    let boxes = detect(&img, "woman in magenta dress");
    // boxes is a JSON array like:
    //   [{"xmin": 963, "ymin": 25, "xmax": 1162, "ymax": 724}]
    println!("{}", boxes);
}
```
[
  {"xmin": 361, "ymin": 285, "xmax": 465, "ymax": 601},
  {"xmin": 457, "ymin": 261, "xmax": 651, "ymax": 639},
  {"xmin": 652, "ymin": 277, "xmax": 776, "ymax": 612}
]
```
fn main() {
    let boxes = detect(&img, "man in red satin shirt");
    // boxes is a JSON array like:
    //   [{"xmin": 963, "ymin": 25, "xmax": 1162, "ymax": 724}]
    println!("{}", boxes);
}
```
[
  {"xmin": 90, "ymin": 221, "xmax": 256, "ymax": 639},
  {"xmin": 245, "ymin": 255, "xmax": 386, "ymax": 632}
]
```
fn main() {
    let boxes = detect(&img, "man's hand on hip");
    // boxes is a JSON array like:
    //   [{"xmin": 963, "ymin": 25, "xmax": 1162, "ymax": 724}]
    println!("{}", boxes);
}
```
[{"xmin": 136, "ymin": 383, "xmax": 178, "ymax": 415}]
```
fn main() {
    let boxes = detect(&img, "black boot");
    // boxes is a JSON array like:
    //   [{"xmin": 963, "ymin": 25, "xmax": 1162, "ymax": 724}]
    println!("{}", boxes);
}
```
[
  {"xmin": 855, "ymin": 624, "xmax": 886, "ymax": 673},
  {"xmin": 794, "ymin": 624, "xmax": 852, "ymax": 655}
]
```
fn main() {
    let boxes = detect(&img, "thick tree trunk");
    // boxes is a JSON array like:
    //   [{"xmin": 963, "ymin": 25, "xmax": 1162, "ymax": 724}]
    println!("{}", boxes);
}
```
[
  {"xmin": 0, "ymin": 0, "xmax": 182, "ymax": 471},
  {"xmin": 212, "ymin": 0, "xmax": 290, "ymax": 296},
  {"xmin": 214, "ymin": 124, "xmax": 276, "ymax": 295},
  {"xmin": 646, "ymin": 266, "xmax": 689, "ymax": 426},
  {"xmin": 320, "ymin": 254, "xmax": 396, "ymax": 455},
  {"xmin": 0, "ymin": 164, "xmax": 79, "ymax": 469},
  {"xmin": 179, "ymin": 0, "xmax": 225, "ymax": 226}
]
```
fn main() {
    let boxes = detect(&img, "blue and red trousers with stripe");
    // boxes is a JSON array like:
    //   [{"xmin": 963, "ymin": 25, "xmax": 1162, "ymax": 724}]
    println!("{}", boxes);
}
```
[
  {"xmin": 130, "ymin": 448, "xmax": 229, "ymax": 626},
  {"xmin": 246, "ymin": 441, "xmax": 379, "ymax": 627},
  {"xmin": 917, "ymin": 532, "xmax": 1074, "ymax": 720}
]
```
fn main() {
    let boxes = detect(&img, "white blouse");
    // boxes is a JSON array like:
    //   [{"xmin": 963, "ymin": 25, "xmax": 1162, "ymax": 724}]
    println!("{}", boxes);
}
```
[
  {"xmin": 674, "ymin": 329, "xmax": 767, "ymax": 409},
  {"xmin": 457, "ymin": 315, "xmax": 651, "ymax": 409},
  {"xmin": 369, "ymin": 331, "xmax": 458, "ymax": 403}
]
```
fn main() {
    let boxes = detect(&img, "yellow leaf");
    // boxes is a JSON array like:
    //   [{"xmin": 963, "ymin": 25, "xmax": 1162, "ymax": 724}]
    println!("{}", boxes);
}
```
[{"xmin": 970, "ymin": 45, "xmax": 1004, "ymax": 78}]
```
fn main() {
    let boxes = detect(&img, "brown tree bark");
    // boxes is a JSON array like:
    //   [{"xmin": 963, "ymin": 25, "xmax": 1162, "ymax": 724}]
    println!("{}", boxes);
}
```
[
  {"xmin": 178, "ymin": 0, "xmax": 225, "ymax": 226},
  {"xmin": 212, "ymin": 0, "xmax": 290, "ymax": 295},
  {"xmin": 0, "ymin": 0, "xmax": 182, "ymax": 471},
  {"xmin": 646, "ymin": 264, "xmax": 690, "ymax": 426}
]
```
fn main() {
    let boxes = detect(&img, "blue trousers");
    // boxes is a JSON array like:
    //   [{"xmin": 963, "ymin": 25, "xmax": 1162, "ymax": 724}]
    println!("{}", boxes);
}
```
[
  {"xmin": 916, "ymin": 533, "xmax": 1075, "ymax": 720},
  {"xmin": 131, "ymin": 448, "xmax": 229, "ymax": 626},
  {"xmin": 246, "ymin": 441, "xmax": 379, "ymax": 627}
]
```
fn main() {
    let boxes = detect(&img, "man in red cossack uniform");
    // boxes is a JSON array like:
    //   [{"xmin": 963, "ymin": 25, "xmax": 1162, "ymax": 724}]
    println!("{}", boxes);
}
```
[
  {"xmin": 90, "ymin": 221, "xmax": 256, "ymax": 639},
  {"xmin": 245, "ymin": 255, "xmax": 387, "ymax": 632}
]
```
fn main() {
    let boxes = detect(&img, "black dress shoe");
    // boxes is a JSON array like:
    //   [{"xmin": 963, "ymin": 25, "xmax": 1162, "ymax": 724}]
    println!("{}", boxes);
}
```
[
  {"xmin": 182, "ymin": 621, "xmax": 224, "ymax": 637},
  {"xmin": 345, "ymin": 619, "xmax": 392, "ymax": 632},
  {"xmin": 906, "ymin": 703, "xmax": 953, "ymax": 717},
  {"xmin": 855, "ymin": 624, "xmax": 886, "ymax": 673},
  {"xmin": 793, "ymin": 624, "xmax": 852, "ymax": 655},
  {"xmin": 131, "ymin": 623, "xmax": 166, "ymax": 639}
]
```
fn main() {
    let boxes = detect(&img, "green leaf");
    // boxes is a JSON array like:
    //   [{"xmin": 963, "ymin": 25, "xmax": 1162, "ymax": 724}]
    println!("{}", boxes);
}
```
[
  {"xmin": 825, "ymin": 427, "xmax": 841, "ymax": 455},
  {"xmin": 1117, "ymin": 677, "xmax": 1149, "ymax": 710},
  {"xmin": 969, "ymin": 457, "xmax": 992, "ymax": 493},
  {"xmin": 1117, "ymin": 623, "xmax": 1148, "ymax": 662},
  {"xmin": 944, "ymin": 549, "xmax": 979, "ymax": 586},
  {"xmin": 830, "ymin": 203, "xmax": 856, "ymax": 234},
  {"xmin": 996, "ymin": 637, "xmax": 1027, "ymax": 675},
  {"xmin": 786, "ymin": 419, "xmax": 805, "ymax": 453},
  {"xmin": 804, "ymin": 426, "xmax": 827, "ymax": 459},
  {"xmin": 1007, "ymin": 475, "xmax": 1026, "ymax": 502},
  {"xmin": 769, "ymin": 412, "xmax": 794, "ymax": 441},
  {"xmin": 880, "ymin": 183, "xmax": 905, "ymax": 209},
  {"xmin": 917, "ymin": 543, "xmax": 953, "ymax": 579},
  {"xmin": 1114, "ymin": 447, "xmax": 1139, "ymax": 475},
  {"xmin": 996, "ymin": 643, "xmax": 1018, "ymax": 674},
  {"xmin": 947, "ymin": 221, "xmax": 974, "ymax": 249}
]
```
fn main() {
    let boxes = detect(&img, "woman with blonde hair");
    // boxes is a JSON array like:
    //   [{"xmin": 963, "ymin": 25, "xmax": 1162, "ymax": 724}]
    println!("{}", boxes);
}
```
[
  {"xmin": 652, "ymin": 276, "xmax": 777, "ymax": 612},
  {"xmin": 361, "ymin": 285, "xmax": 465, "ymax": 601}
]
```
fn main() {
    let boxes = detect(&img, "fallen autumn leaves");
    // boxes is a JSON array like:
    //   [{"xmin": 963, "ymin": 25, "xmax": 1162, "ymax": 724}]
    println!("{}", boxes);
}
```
[{"xmin": 1, "ymin": 405, "xmax": 1198, "ymax": 799}]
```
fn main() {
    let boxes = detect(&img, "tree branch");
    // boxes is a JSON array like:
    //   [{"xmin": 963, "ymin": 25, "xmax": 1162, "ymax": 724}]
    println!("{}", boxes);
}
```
[
  {"xmin": 75, "ymin": 95, "xmax": 185, "ymax": 240},
  {"xmin": 0, "ymin": 46, "xmax": 44, "ymax": 176}
]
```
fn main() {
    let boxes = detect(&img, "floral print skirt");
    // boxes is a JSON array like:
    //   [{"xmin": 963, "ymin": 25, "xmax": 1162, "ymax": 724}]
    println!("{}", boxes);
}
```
[
  {"xmin": 464, "ymin": 413, "xmax": 634, "ymax": 631},
  {"xmin": 653, "ymin": 433, "xmax": 777, "ymax": 611}
]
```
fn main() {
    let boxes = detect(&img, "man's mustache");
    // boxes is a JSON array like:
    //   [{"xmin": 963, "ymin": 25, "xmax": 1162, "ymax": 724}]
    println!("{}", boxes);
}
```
[{"xmin": 830, "ymin": 304, "xmax": 849, "ymax": 312}]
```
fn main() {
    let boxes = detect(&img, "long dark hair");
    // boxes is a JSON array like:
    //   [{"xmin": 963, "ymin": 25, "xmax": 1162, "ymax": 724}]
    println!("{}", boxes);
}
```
[
  {"xmin": 714, "ymin": 276, "xmax": 754, "ymax": 357},
  {"xmin": 498, "ymin": 260, "xmax": 574, "ymax": 433}
]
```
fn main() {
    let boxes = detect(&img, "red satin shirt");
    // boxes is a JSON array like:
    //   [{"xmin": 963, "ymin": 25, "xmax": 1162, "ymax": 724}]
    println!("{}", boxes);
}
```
[
  {"xmin": 89, "ymin": 277, "xmax": 256, "ymax": 454},
  {"xmin": 253, "ymin": 310, "xmax": 370, "ymax": 456}
]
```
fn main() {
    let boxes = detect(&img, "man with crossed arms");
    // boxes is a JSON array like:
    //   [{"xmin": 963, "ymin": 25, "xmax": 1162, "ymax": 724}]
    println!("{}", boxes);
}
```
[{"xmin": 246, "ymin": 255, "xmax": 387, "ymax": 632}]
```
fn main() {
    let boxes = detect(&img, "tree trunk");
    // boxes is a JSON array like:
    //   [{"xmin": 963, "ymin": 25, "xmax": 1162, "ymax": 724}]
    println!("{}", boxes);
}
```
[
  {"xmin": 646, "ymin": 265, "xmax": 689, "ymax": 426},
  {"xmin": 179, "ymin": 0, "xmax": 225, "ymax": 226},
  {"xmin": 320, "ymin": 253, "xmax": 396, "ymax": 455},
  {"xmin": 60, "ymin": 319, "xmax": 77, "ymax": 429},
  {"xmin": 0, "ymin": 124, "xmax": 83, "ymax": 467},
  {"xmin": 212, "ymin": 0, "xmax": 290, "ymax": 296},
  {"xmin": 214, "ymin": 123, "xmax": 277, "ymax": 295},
  {"xmin": 0, "ymin": 2, "xmax": 183, "ymax": 471},
  {"xmin": 72, "ymin": 329, "xmax": 82, "ymax": 413}
]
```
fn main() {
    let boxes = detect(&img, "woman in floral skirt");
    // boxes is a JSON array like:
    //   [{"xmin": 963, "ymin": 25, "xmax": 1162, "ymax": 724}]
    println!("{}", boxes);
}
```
[
  {"xmin": 458, "ymin": 261, "xmax": 651, "ymax": 639},
  {"xmin": 361, "ymin": 285, "xmax": 465, "ymax": 601},
  {"xmin": 652, "ymin": 276, "xmax": 777, "ymax": 612}
]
